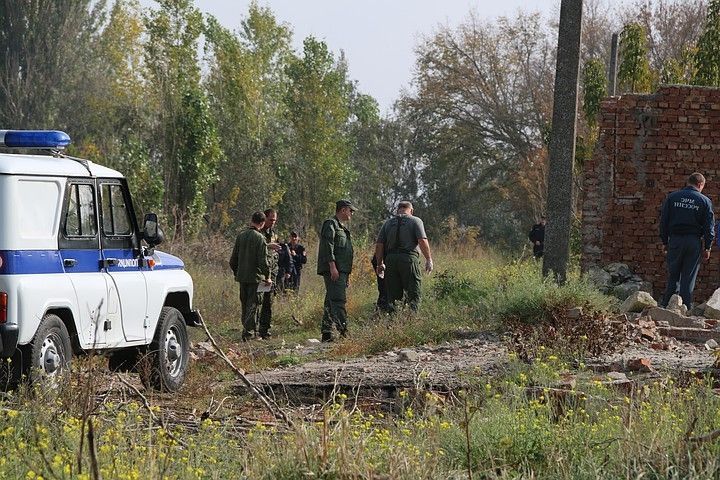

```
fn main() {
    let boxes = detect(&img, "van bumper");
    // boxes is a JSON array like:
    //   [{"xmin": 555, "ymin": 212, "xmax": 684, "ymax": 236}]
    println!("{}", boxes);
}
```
[{"xmin": 0, "ymin": 324, "xmax": 18, "ymax": 357}]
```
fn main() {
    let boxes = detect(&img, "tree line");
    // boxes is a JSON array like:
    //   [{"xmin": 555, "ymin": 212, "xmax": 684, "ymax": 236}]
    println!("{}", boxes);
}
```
[{"xmin": 1, "ymin": 0, "xmax": 719, "ymax": 249}]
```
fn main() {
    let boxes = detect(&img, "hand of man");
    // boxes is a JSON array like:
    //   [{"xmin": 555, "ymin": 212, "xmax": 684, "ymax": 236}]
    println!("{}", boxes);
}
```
[
  {"xmin": 330, "ymin": 262, "xmax": 340, "ymax": 281},
  {"xmin": 704, "ymin": 249, "xmax": 711, "ymax": 262},
  {"xmin": 535, "ymin": 241, "xmax": 541, "ymax": 246},
  {"xmin": 264, "ymin": 278, "xmax": 273, "ymax": 286},
  {"xmin": 268, "ymin": 242, "xmax": 281, "ymax": 252},
  {"xmin": 425, "ymin": 258, "xmax": 434, "ymax": 273},
  {"xmin": 284, "ymin": 273, "xmax": 291, "ymax": 279},
  {"xmin": 376, "ymin": 263, "xmax": 385, "ymax": 277}
]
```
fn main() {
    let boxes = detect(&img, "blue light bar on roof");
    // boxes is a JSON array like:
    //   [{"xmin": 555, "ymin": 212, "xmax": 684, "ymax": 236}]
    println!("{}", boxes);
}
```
[{"xmin": 0, "ymin": 130, "xmax": 71, "ymax": 149}]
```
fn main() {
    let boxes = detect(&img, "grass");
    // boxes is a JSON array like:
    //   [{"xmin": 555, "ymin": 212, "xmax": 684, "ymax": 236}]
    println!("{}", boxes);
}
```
[{"xmin": 1, "ymin": 238, "xmax": 718, "ymax": 478}]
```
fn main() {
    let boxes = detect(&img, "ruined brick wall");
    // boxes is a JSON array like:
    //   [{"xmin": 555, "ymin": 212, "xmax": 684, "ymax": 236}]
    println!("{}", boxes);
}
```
[{"xmin": 582, "ymin": 85, "xmax": 720, "ymax": 302}]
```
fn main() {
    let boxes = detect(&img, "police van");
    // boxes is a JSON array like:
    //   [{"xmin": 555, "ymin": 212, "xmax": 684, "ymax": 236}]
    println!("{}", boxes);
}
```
[{"xmin": 0, "ymin": 130, "xmax": 200, "ymax": 391}]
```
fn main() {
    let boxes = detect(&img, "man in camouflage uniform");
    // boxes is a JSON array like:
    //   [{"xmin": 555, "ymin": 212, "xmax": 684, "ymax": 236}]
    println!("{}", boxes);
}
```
[
  {"xmin": 317, "ymin": 200, "xmax": 355, "ymax": 342},
  {"xmin": 374, "ymin": 201, "xmax": 433, "ymax": 312},
  {"xmin": 259, "ymin": 208, "xmax": 280, "ymax": 339},
  {"xmin": 229, "ymin": 211, "xmax": 272, "ymax": 341}
]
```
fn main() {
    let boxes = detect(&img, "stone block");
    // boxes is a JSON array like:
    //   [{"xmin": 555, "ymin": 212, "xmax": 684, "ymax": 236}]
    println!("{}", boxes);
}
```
[
  {"xmin": 620, "ymin": 291, "xmax": 657, "ymax": 313},
  {"xmin": 704, "ymin": 287, "xmax": 720, "ymax": 320},
  {"xmin": 647, "ymin": 307, "xmax": 705, "ymax": 328}
]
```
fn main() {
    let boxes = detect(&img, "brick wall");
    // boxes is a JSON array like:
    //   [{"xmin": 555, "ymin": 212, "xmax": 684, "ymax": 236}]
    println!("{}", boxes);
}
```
[{"xmin": 582, "ymin": 85, "xmax": 720, "ymax": 302}]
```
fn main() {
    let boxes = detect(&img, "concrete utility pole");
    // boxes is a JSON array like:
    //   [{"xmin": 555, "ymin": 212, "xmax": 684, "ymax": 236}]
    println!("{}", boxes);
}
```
[
  {"xmin": 609, "ymin": 32, "xmax": 619, "ymax": 95},
  {"xmin": 543, "ymin": 0, "xmax": 583, "ymax": 283}
]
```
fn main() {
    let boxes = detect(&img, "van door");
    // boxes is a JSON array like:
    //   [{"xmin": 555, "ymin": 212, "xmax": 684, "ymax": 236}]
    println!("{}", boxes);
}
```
[
  {"xmin": 98, "ymin": 180, "xmax": 148, "ymax": 344},
  {"xmin": 59, "ymin": 180, "xmax": 107, "ymax": 347}
]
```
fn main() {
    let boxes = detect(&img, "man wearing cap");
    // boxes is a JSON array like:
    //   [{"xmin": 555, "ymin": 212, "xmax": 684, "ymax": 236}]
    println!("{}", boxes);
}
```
[
  {"xmin": 317, "ymin": 200, "xmax": 355, "ymax": 342},
  {"xmin": 374, "ymin": 201, "xmax": 433, "ymax": 311},
  {"xmin": 229, "ymin": 211, "xmax": 273, "ymax": 341}
]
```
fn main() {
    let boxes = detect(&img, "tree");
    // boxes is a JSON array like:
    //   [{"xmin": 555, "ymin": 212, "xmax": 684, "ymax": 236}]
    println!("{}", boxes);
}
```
[
  {"xmin": 204, "ymin": 5, "xmax": 293, "ymax": 232},
  {"xmin": 694, "ymin": 0, "xmax": 720, "ymax": 86},
  {"xmin": 144, "ymin": 0, "xmax": 221, "ymax": 237},
  {"xmin": 617, "ymin": 23, "xmax": 655, "ymax": 93},
  {"xmin": 0, "ymin": 0, "xmax": 105, "ymax": 128},
  {"xmin": 402, "ymin": 11, "xmax": 554, "ymax": 247},
  {"xmin": 582, "ymin": 58, "xmax": 607, "ymax": 129},
  {"xmin": 284, "ymin": 37, "xmax": 354, "ymax": 232}
]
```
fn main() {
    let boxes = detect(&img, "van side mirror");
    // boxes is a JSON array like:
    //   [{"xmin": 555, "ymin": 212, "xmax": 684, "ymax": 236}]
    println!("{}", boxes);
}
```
[{"xmin": 143, "ymin": 213, "xmax": 164, "ymax": 247}]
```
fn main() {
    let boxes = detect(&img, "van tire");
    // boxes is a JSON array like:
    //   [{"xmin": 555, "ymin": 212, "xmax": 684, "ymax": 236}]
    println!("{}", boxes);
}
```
[
  {"xmin": 140, "ymin": 307, "xmax": 189, "ymax": 392},
  {"xmin": 29, "ymin": 314, "xmax": 72, "ymax": 383}
]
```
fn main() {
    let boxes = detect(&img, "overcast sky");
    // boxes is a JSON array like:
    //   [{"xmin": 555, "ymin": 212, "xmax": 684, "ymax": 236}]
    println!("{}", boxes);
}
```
[{"xmin": 142, "ymin": 0, "xmax": 568, "ymax": 113}]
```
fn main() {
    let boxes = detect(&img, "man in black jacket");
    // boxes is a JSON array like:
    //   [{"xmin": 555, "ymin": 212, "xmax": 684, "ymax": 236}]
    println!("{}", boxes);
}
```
[
  {"xmin": 289, "ymin": 231, "xmax": 307, "ymax": 291},
  {"xmin": 528, "ymin": 216, "xmax": 546, "ymax": 259},
  {"xmin": 659, "ymin": 172, "xmax": 715, "ymax": 308}
]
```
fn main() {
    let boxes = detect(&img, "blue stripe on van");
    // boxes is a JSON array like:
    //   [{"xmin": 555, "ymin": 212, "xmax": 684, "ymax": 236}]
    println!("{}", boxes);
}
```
[{"xmin": 0, "ymin": 249, "xmax": 184, "ymax": 275}]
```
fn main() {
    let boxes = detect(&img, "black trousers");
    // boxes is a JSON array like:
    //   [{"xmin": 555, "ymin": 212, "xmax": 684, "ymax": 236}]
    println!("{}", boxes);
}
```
[{"xmin": 662, "ymin": 234, "xmax": 702, "ymax": 308}]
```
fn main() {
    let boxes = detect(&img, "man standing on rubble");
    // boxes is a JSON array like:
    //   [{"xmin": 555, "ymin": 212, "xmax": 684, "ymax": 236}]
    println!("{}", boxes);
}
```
[{"xmin": 659, "ymin": 172, "xmax": 715, "ymax": 308}]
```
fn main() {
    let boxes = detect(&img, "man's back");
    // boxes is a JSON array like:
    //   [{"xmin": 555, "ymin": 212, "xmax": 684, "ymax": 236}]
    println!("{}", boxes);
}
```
[
  {"xmin": 660, "ymin": 186, "xmax": 714, "ymax": 244},
  {"xmin": 378, "ymin": 214, "xmax": 426, "ymax": 254},
  {"xmin": 231, "ymin": 227, "xmax": 268, "ymax": 283}
]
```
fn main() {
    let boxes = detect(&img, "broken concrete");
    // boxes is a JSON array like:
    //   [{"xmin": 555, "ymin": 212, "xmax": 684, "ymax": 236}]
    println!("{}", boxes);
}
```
[
  {"xmin": 647, "ymin": 307, "xmax": 705, "ymax": 328},
  {"xmin": 620, "ymin": 291, "xmax": 657, "ymax": 313},
  {"xmin": 704, "ymin": 288, "xmax": 720, "ymax": 320}
]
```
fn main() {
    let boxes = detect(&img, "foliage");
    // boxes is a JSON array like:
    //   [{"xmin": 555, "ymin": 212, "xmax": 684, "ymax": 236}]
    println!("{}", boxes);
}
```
[
  {"xmin": 0, "ymin": 0, "xmax": 105, "ymax": 129},
  {"xmin": 203, "ymin": 5, "xmax": 292, "ymax": 232},
  {"xmin": 582, "ymin": 58, "xmax": 607, "ymax": 129},
  {"xmin": 284, "ymin": 37, "xmax": 355, "ymax": 233},
  {"xmin": 403, "ymin": 12, "xmax": 555, "ymax": 249},
  {"xmin": 144, "ymin": 0, "xmax": 219, "ymax": 238},
  {"xmin": 694, "ymin": 0, "xmax": 720, "ymax": 86},
  {"xmin": 618, "ymin": 23, "xmax": 655, "ymax": 94}
]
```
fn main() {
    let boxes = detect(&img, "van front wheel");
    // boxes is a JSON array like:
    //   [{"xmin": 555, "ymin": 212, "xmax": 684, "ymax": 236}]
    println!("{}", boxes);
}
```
[{"xmin": 140, "ymin": 307, "xmax": 189, "ymax": 392}]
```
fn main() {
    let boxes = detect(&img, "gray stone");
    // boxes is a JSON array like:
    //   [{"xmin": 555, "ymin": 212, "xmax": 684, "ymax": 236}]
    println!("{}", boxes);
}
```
[
  {"xmin": 305, "ymin": 338, "xmax": 321, "ymax": 346},
  {"xmin": 705, "ymin": 339, "xmax": 719, "ymax": 350},
  {"xmin": 398, "ymin": 349, "xmax": 419, "ymax": 362},
  {"xmin": 689, "ymin": 303, "xmax": 707, "ymax": 317},
  {"xmin": 605, "ymin": 262, "xmax": 633, "ymax": 283},
  {"xmin": 647, "ymin": 307, "xmax": 705, "ymax": 328},
  {"xmin": 667, "ymin": 294, "xmax": 683, "ymax": 312},
  {"xmin": 704, "ymin": 288, "xmax": 720, "ymax": 320},
  {"xmin": 587, "ymin": 267, "xmax": 612, "ymax": 291},
  {"xmin": 620, "ymin": 291, "xmax": 657, "ymax": 313},
  {"xmin": 612, "ymin": 282, "xmax": 642, "ymax": 301},
  {"xmin": 567, "ymin": 307, "xmax": 583, "ymax": 319},
  {"xmin": 606, "ymin": 372, "xmax": 628, "ymax": 381}
]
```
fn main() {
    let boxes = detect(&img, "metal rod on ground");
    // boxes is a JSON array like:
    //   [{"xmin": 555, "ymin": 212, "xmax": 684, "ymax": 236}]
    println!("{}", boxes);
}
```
[{"xmin": 199, "ymin": 318, "xmax": 295, "ymax": 428}]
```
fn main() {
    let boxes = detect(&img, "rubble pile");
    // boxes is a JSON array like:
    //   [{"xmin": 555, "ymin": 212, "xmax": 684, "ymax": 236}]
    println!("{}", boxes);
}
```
[{"xmin": 587, "ymin": 263, "xmax": 653, "ymax": 300}]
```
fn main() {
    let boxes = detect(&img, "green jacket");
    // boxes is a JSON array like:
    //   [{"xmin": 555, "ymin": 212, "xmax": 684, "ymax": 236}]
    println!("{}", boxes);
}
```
[
  {"xmin": 317, "ymin": 216, "xmax": 354, "ymax": 274},
  {"xmin": 229, "ymin": 226, "xmax": 270, "ymax": 283},
  {"xmin": 262, "ymin": 227, "xmax": 279, "ymax": 277}
]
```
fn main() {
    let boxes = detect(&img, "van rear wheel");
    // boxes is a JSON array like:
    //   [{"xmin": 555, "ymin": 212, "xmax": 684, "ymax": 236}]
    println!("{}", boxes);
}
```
[
  {"xmin": 29, "ymin": 314, "xmax": 72, "ymax": 384},
  {"xmin": 140, "ymin": 307, "xmax": 189, "ymax": 392}
]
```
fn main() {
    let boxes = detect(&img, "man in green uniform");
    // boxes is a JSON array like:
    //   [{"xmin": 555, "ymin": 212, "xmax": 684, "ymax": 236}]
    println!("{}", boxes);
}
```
[
  {"xmin": 317, "ymin": 199, "xmax": 355, "ymax": 342},
  {"xmin": 229, "ymin": 211, "xmax": 273, "ymax": 342},
  {"xmin": 259, "ymin": 208, "xmax": 280, "ymax": 339},
  {"xmin": 374, "ymin": 201, "xmax": 433, "ymax": 311}
]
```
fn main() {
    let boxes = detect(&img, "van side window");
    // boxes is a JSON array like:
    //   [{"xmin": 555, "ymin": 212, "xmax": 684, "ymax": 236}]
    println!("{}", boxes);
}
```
[
  {"xmin": 100, "ymin": 184, "xmax": 132, "ymax": 236},
  {"xmin": 65, "ymin": 184, "xmax": 97, "ymax": 237}
]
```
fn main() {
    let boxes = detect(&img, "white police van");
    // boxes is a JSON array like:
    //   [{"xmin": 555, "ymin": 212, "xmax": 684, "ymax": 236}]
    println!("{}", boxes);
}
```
[{"xmin": 0, "ymin": 130, "xmax": 200, "ymax": 391}]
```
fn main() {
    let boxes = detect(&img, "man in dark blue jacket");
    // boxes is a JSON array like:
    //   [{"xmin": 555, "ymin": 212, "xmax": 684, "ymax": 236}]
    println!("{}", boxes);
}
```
[{"xmin": 659, "ymin": 172, "xmax": 715, "ymax": 308}]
